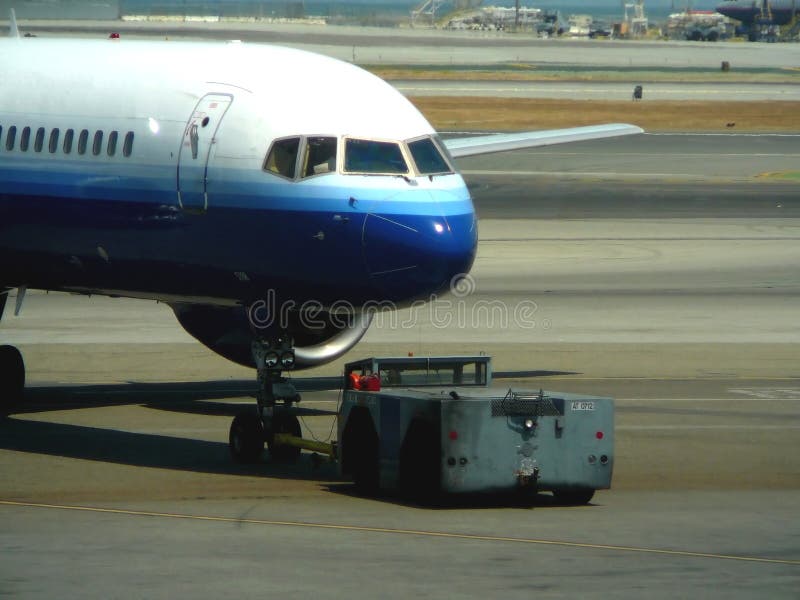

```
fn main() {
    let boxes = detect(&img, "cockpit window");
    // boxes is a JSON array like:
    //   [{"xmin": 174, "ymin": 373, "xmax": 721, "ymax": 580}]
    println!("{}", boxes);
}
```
[
  {"xmin": 344, "ymin": 138, "xmax": 408, "ymax": 175},
  {"xmin": 302, "ymin": 136, "xmax": 337, "ymax": 177},
  {"xmin": 264, "ymin": 137, "xmax": 300, "ymax": 179},
  {"xmin": 408, "ymin": 136, "xmax": 453, "ymax": 175}
]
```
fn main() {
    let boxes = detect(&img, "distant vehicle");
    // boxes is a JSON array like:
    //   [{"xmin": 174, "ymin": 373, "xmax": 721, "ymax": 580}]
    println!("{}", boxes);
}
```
[
  {"xmin": 109, "ymin": 32, "xmax": 120, "ymax": 39},
  {"xmin": 589, "ymin": 21, "xmax": 612, "ymax": 38},
  {"xmin": 686, "ymin": 26, "xmax": 722, "ymax": 41},
  {"xmin": 716, "ymin": 0, "xmax": 799, "ymax": 40},
  {"xmin": 537, "ymin": 9, "xmax": 566, "ymax": 36}
]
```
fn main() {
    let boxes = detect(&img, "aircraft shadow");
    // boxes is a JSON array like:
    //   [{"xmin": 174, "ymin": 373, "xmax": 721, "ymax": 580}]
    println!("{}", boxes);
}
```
[
  {"xmin": 0, "ymin": 416, "xmax": 340, "ymax": 482},
  {"xmin": 14, "ymin": 381, "xmax": 256, "ymax": 414},
  {"xmin": 0, "ymin": 379, "xmax": 341, "ymax": 482},
  {"xmin": 493, "ymin": 370, "xmax": 579, "ymax": 379},
  {"xmin": 13, "ymin": 377, "xmax": 342, "ymax": 416},
  {"xmin": 12, "ymin": 372, "xmax": 567, "ymax": 417}
]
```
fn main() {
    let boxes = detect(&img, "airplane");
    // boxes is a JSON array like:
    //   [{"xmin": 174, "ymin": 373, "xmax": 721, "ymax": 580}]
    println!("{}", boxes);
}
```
[
  {"xmin": 0, "ymin": 17, "xmax": 642, "ymax": 462},
  {"xmin": 715, "ymin": 0, "xmax": 800, "ymax": 39}
]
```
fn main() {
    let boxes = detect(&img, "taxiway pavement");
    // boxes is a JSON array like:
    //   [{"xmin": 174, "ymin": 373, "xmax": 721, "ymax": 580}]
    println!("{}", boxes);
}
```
[{"xmin": 396, "ymin": 80, "xmax": 800, "ymax": 101}]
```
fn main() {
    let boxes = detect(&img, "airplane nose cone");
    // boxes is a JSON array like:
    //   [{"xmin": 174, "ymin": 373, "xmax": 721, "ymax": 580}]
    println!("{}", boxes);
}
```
[{"xmin": 363, "ymin": 206, "xmax": 477, "ymax": 302}]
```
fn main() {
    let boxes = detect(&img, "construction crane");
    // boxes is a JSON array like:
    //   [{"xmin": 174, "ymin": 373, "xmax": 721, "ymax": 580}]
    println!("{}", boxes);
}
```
[
  {"xmin": 411, "ymin": 0, "xmax": 484, "ymax": 28},
  {"xmin": 623, "ymin": 0, "xmax": 648, "ymax": 37},
  {"xmin": 411, "ymin": 0, "xmax": 445, "ymax": 27}
]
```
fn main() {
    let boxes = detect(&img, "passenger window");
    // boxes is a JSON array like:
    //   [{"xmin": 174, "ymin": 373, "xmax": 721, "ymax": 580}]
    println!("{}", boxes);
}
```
[
  {"xmin": 20, "ymin": 127, "xmax": 31, "ymax": 152},
  {"xmin": 408, "ymin": 137, "xmax": 452, "ymax": 175},
  {"xmin": 122, "ymin": 131, "xmax": 134, "ymax": 157},
  {"xmin": 264, "ymin": 137, "xmax": 300, "ymax": 179},
  {"xmin": 34, "ymin": 127, "xmax": 45, "ymax": 152},
  {"xmin": 63, "ymin": 129, "xmax": 74, "ymax": 154},
  {"xmin": 92, "ymin": 130, "xmax": 103, "ymax": 156},
  {"xmin": 344, "ymin": 139, "xmax": 408, "ymax": 175},
  {"xmin": 49, "ymin": 128, "xmax": 60, "ymax": 154},
  {"xmin": 107, "ymin": 131, "xmax": 118, "ymax": 156},
  {"xmin": 302, "ymin": 136, "xmax": 337, "ymax": 177},
  {"xmin": 5, "ymin": 126, "xmax": 16, "ymax": 151},
  {"xmin": 77, "ymin": 129, "xmax": 89, "ymax": 155}
]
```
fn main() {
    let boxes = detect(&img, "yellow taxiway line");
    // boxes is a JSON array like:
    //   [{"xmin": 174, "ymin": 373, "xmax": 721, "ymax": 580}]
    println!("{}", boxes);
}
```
[{"xmin": 2, "ymin": 500, "xmax": 798, "ymax": 567}]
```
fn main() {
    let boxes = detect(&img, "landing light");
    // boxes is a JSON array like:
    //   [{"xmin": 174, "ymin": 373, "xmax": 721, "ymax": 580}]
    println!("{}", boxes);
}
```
[
  {"xmin": 524, "ymin": 418, "xmax": 535, "ymax": 431},
  {"xmin": 264, "ymin": 351, "xmax": 279, "ymax": 369},
  {"xmin": 280, "ymin": 351, "xmax": 296, "ymax": 369},
  {"xmin": 148, "ymin": 118, "xmax": 160, "ymax": 135},
  {"xmin": 434, "ymin": 222, "xmax": 444, "ymax": 234}
]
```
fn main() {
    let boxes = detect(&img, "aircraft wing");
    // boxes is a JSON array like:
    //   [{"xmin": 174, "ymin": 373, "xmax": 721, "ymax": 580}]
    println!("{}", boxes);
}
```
[{"xmin": 443, "ymin": 123, "xmax": 644, "ymax": 159}]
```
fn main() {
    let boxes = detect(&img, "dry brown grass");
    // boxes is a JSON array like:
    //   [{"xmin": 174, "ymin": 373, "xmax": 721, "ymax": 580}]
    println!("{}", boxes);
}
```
[
  {"xmin": 410, "ymin": 97, "xmax": 800, "ymax": 132},
  {"xmin": 371, "ymin": 67, "xmax": 800, "ymax": 84}
]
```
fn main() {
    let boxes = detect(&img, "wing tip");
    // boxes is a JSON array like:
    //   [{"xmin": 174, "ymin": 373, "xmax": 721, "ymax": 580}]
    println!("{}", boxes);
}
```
[
  {"xmin": 9, "ymin": 8, "xmax": 20, "ymax": 38},
  {"xmin": 444, "ymin": 122, "xmax": 644, "ymax": 158}
]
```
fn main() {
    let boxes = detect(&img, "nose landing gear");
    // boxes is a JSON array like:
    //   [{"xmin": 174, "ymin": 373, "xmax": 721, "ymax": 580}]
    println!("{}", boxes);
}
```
[{"xmin": 228, "ymin": 336, "xmax": 302, "ymax": 463}]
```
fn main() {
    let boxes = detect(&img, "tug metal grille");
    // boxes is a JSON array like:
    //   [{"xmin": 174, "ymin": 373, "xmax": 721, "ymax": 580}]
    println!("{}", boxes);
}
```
[{"xmin": 491, "ymin": 390, "xmax": 564, "ymax": 417}]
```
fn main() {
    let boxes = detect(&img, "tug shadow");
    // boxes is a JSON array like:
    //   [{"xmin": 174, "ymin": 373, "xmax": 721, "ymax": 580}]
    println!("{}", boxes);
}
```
[{"xmin": 324, "ymin": 482, "xmax": 580, "ymax": 510}]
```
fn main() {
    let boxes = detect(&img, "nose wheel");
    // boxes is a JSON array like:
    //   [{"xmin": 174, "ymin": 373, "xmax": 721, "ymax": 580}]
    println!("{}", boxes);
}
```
[
  {"xmin": 229, "ymin": 411, "xmax": 264, "ymax": 464},
  {"xmin": 228, "ymin": 410, "xmax": 302, "ymax": 464},
  {"xmin": 0, "ymin": 344, "xmax": 25, "ymax": 415}
]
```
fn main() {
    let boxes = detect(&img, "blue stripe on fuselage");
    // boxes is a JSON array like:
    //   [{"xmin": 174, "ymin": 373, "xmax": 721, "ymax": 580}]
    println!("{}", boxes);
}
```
[
  {"xmin": 0, "ymin": 161, "xmax": 473, "ymax": 215},
  {"xmin": 0, "ymin": 161, "xmax": 476, "ymax": 307}
]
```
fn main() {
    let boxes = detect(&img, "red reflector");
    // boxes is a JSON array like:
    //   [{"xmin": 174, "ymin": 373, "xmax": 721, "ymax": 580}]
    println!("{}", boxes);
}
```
[
  {"xmin": 348, "ymin": 373, "xmax": 361, "ymax": 390},
  {"xmin": 596, "ymin": 431, "xmax": 604, "ymax": 440},
  {"xmin": 449, "ymin": 430, "xmax": 458, "ymax": 441},
  {"xmin": 360, "ymin": 374, "xmax": 381, "ymax": 392}
]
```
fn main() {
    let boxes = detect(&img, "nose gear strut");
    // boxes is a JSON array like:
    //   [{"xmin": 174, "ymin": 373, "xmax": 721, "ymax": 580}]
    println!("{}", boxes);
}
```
[{"xmin": 228, "ymin": 335, "xmax": 302, "ymax": 463}]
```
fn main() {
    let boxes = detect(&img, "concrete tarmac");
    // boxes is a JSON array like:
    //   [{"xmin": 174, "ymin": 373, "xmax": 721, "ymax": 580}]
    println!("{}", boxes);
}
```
[
  {"xmin": 397, "ymin": 80, "xmax": 800, "ymax": 101},
  {"xmin": 1, "ymin": 134, "xmax": 799, "ymax": 597}
]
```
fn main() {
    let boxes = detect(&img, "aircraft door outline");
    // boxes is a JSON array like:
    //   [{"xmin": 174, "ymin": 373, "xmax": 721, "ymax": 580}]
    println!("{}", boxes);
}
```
[{"xmin": 177, "ymin": 93, "xmax": 233, "ymax": 212}]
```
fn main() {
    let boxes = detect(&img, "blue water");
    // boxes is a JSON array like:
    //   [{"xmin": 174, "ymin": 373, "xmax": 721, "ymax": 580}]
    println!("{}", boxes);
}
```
[{"xmin": 302, "ymin": 0, "xmax": 723, "ymax": 21}]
